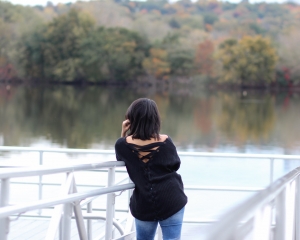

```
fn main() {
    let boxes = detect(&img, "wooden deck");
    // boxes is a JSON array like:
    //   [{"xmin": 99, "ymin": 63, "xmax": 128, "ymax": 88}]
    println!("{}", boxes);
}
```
[
  {"xmin": 9, "ymin": 218, "xmax": 107, "ymax": 240},
  {"xmin": 8, "ymin": 218, "xmax": 207, "ymax": 239}
]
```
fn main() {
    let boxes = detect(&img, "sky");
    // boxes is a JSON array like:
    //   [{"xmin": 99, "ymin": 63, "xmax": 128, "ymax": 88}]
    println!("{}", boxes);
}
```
[
  {"xmin": 4, "ymin": 0, "xmax": 89, "ymax": 6},
  {"xmin": 3, "ymin": 0, "xmax": 293, "ymax": 6}
]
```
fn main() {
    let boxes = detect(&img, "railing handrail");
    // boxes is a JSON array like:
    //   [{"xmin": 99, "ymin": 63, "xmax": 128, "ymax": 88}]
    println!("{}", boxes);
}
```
[
  {"xmin": 0, "ymin": 160, "xmax": 135, "ymax": 240},
  {"xmin": 0, "ymin": 146, "xmax": 115, "ymax": 154},
  {"xmin": 201, "ymin": 167, "xmax": 300, "ymax": 240},
  {"xmin": 0, "ymin": 161, "xmax": 125, "ymax": 179},
  {"xmin": 0, "ymin": 183, "xmax": 135, "ymax": 218},
  {"xmin": 178, "ymin": 151, "xmax": 300, "ymax": 160},
  {"xmin": 1, "ymin": 145, "xmax": 300, "ymax": 160}
]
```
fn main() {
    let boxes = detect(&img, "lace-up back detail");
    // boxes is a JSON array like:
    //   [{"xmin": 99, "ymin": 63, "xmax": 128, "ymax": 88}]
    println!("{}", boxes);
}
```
[
  {"xmin": 115, "ymin": 136, "xmax": 187, "ymax": 221},
  {"xmin": 126, "ymin": 141, "xmax": 167, "ymax": 163}
]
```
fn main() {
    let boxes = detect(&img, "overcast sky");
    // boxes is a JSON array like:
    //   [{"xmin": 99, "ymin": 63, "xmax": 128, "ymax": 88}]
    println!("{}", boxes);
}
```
[
  {"xmin": 5, "ymin": 0, "xmax": 89, "ymax": 6},
  {"xmin": 3, "ymin": 0, "xmax": 291, "ymax": 6}
]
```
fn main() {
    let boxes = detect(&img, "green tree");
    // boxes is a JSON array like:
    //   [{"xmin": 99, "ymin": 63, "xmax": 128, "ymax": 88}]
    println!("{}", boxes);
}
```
[
  {"xmin": 81, "ymin": 27, "xmax": 148, "ymax": 81},
  {"xmin": 21, "ymin": 9, "xmax": 95, "ymax": 81},
  {"xmin": 157, "ymin": 34, "xmax": 195, "ymax": 76},
  {"xmin": 0, "ymin": 1, "xmax": 43, "ymax": 78},
  {"xmin": 142, "ymin": 48, "xmax": 170, "ymax": 78},
  {"xmin": 218, "ymin": 36, "xmax": 278, "ymax": 84}
]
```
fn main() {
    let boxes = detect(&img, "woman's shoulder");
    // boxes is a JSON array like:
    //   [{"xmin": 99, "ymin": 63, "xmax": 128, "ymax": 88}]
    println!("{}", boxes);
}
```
[
  {"xmin": 115, "ymin": 137, "xmax": 126, "ymax": 149},
  {"xmin": 159, "ymin": 134, "xmax": 169, "ymax": 141}
]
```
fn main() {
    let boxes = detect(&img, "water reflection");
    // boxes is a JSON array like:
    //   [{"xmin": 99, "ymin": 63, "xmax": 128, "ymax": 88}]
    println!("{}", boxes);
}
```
[
  {"xmin": 216, "ymin": 92, "xmax": 275, "ymax": 144},
  {"xmin": 0, "ymin": 85, "xmax": 299, "ymax": 153}
]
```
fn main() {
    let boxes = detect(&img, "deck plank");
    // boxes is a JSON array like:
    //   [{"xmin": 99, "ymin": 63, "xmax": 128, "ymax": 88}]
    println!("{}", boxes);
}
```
[
  {"xmin": 8, "ymin": 218, "xmax": 204, "ymax": 239},
  {"xmin": 181, "ymin": 224, "xmax": 209, "ymax": 239},
  {"xmin": 9, "ymin": 220, "xmax": 47, "ymax": 240}
]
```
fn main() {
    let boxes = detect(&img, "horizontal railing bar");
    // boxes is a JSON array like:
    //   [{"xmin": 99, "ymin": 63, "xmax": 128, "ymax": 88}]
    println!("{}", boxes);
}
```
[
  {"xmin": 0, "ymin": 183, "xmax": 135, "ymax": 218},
  {"xmin": 10, "ymin": 182, "xmax": 106, "ymax": 188},
  {"xmin": 201, "ymin": 167, "xmax": 300, "ymax": 240},
  {"xmin": 0, "ymin": 161, "xmax": 125, "ymax": 179},
  {"xmin": 1, "ymin": 146, "xmax": 300, "ymax": 160},
  {"xmin": 184, "ymin": 186, "xmax": 263, "ymax": 192},
  {"xmin": 13, "ymin": 208, "xmax": 130, "ymax": 217},
  {"xmin": 0, "ymin": 167, "xmax": 127, "ymax": 173},
  {"xmin": 80, "ymin": 176, "xmax": 130, "ymax": 206},
  {"xmin": 0, "ymin": 146, "xmax": 115, "ymax": 154},
  {"xmin": 177, "ymin": 151, "xmax": 300, "ymax": 160},
  {"xmin": 89, "ymin": 169, "xmax": 127, "ymax": 173},
  {"xmin": 10, "ymin": 214, "xmax": 219, "ymax": 224},
  {"xmin": 8, "ymin": 181, "xmax": 263, "ymax": 192}
]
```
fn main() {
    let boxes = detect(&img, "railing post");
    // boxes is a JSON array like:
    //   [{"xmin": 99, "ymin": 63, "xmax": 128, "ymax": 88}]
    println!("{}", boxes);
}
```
[
  {"xmin": 296, "ymin": 175, "xmax": 300, "ymax": 240},
  {"xmin": 270, "ymin": 158, "xmax": 274, "ymax": 183},
  {"xmin": 286, "ymin": 180, "xmax": 296, "ymax": 240},
  {"xmin": 72, "ymin": 181, "xmax": 88, "ymax": 240},
  {"xmin": 0, "ymin": 178, "xmax": 10, "ymax": 240},
  {"xmin": 253, "ymin": 205, "xmax": 271, "ymax": 240},
  {"xmin": 105, "ymin": 167, "xmax": 116, "ymax": 240},
  {"xmin": 157, "ymin": 225, "xmax": 163, "ymax": 240},
  {"xmin": 38, "ymin": 151, "xmax": 43, "ymax": 215},
  {"xmin": 60, "ymin": 173, "xmax": 73, "ymax": 240},
  {"xmin": 274, "ymin": 188, "xmax": 286, "ymax": 240},
  {"xmin": 87, "ymin": 202, "xmax": 92, "ymax": 240}
]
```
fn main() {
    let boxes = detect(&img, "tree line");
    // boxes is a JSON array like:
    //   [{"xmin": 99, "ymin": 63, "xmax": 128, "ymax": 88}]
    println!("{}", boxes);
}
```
[{"xmin": 0, "ymin": 0, "xmax": 299, "ymax": 86}]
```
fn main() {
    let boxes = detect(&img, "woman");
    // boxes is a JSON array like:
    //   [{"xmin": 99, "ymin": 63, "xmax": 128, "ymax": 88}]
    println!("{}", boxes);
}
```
[{"xmin": 115, "ymin": 98, "xmax": 187, "ymax": 240}]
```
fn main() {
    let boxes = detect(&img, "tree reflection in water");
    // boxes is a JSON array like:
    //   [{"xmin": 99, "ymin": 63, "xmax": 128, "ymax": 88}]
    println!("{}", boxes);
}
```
[
  {"xmin": 216, "ymin": 92, "xmax": 275, "ymax": 145},
  {"xmin": 0, "ymin": 85, "xmax": 299, "ymax": 153}
]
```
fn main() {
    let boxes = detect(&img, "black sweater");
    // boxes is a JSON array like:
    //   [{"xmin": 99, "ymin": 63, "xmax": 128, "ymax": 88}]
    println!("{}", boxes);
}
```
[{"xmin": 115, "ymin": 136, "xmax": 187, "ymax": 221}]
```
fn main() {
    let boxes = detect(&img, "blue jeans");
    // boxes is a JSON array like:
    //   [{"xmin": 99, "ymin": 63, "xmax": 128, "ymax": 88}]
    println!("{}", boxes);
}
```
[{"xmin": 135, "ymin": 207, "xmax": 185, "ymax": 240}]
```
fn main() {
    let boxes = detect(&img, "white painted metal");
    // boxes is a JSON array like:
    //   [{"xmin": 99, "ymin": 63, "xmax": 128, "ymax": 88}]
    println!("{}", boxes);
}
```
[
  {"xmin": 296, "ymin": 175, "xmax": 300, "ymax": 240},
  {"xmin": 275, "ymin": 188, "xmax": 286, "ymax": 240},
  {"xmin": 1, "ymin": 145, "xmax": 300, "ymax": 160},
  {"xmin": 184, "ymin": 185, "xmax": 263, "ymax": 192},
  {"xmin": 87, "ymin": 202, "xmax": 93, "ymax": 240},
  {"xmin": 1, "ymin": 146, "xmax": 300, "ymax": 240},
  {"xmin": 0, "ymin": 146, "xmax": 115, "ymax": 154},
  {"xmin": 45, "ymin": 173, "xmax": 74, "ymax": 240},
  {"xmin": 72, "ymin": 181, "xmax": 88, "ymax": 240},
  {"xmin": 7, "ymin": 181, "xmax": 263, "ymax": 192},
  {"xmin": 0, "ymin": 161, "xmax": 134, "ymax": 240},
  {"xmin": 0, "ymin": 178, "xmax": 10, "ymax": 240},
  {"xmin": 270, "ymin": 158, "xmax": 274, "ymax": 183},
  {"xmin": 0, "ymin": 161, "xmax": 125, "ymax": 179},
  {"xmin": 60, "ymin": 173, "xmax": 73, "ymax": 240},
  {"xmin": 201, "ymin": 167, "xmax": 300, "ymax": 240},
  {"xmin": 0, "ymin": 183, "xmax": 134, "ymax": 218},
  {"xmin": 105, "ymin": 167, "xmax": 116, "ymax": 240},
  {"xmin": 156, "ymin": 226, "xmax": 162, "ymax": 240}
]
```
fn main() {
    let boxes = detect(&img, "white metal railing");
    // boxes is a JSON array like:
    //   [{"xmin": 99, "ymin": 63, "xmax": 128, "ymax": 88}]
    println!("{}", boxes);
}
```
[
  {"xmin": 1, "ymin": 146, "xmax": 300, "ymax": 239},
  {"xmin": 2, "ymin": 145, "xmax": 300, "ymax": 182},
  {"xmin": 201, "ymin": 166, "xmax": 300, "ymax": 240},
  {"xmin": 0, "ymin": 161, "xmax": 135, "ymax": 240}
]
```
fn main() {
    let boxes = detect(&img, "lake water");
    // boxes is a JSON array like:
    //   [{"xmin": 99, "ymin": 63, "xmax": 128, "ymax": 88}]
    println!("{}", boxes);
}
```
[{"xmin": 1, "ymin": 84, "xmax": 300, "ymax": 221}]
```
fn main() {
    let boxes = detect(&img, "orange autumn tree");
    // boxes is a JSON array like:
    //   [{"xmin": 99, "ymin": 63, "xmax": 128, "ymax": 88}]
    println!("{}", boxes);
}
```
[
  {"xmin": 194, "ymin": 39, "xmax": 214, "ymax": 75},
  {"xmin": 142, "ymin": 48, "xmax": 170, "ymax": 78}
]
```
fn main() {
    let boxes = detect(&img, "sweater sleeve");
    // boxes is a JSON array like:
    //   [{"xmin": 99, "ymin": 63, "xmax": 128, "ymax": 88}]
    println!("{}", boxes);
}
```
[
  {"xmin": 115, "ymin": 138, "xmax": 123, "ymax": 161},
  {"xmin": 172, "ymin": 153, "xmax": 181, "ymax": 171},
  {"xmin": 168, "ymin": 137, "xmax": 181, "ymax": 171}
]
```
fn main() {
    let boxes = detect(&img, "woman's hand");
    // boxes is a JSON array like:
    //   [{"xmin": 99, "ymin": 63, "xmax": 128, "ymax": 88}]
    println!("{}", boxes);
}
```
[{"xmin": 121, "ymin": 120, "xmax": 130, "ymax": 137}]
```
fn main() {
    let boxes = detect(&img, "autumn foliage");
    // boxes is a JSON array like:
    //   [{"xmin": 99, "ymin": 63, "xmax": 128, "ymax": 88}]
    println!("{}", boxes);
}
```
[
  {"xmin": 195, "ymin": 40, "xmax": 214, "ymax": 76},
  {"xmin": 1, "ymin": 0, "xmax": 300, "ymax": 85}
]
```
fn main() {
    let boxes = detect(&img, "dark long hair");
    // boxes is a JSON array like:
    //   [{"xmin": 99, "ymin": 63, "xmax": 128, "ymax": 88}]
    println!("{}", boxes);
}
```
[{"xmin": 125, "ymin": 98, "xmax": 161, "ymax": 140}]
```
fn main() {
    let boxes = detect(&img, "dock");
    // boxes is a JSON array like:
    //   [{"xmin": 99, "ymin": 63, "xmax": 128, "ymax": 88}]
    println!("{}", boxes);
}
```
[{"xmin": 1, "ymin": 146, "xmax": 300, "ymax": 240}]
